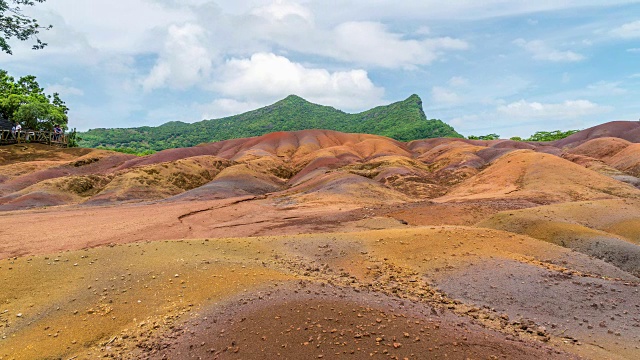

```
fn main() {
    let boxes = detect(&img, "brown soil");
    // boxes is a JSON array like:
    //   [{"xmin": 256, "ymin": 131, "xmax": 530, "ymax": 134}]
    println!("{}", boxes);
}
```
[
  {"xmin": 1, "ymin": 125, "xmax": 640, "ymax": 360},
  {"xmin": 146, "ymin": 284, "xmax": 576, "ymax": 360}
]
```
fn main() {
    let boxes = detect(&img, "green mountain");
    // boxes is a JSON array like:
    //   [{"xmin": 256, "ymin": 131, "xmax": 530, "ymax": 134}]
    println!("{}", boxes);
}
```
[{"xmin": 78, "ymin": 94, "xmax": 462, "ymax": 152}]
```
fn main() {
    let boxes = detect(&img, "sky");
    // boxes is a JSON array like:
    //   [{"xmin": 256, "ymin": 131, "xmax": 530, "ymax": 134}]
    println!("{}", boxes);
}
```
[{"xmin": 1, "ymin": 0, "xmax": 639, "ymax": 138}]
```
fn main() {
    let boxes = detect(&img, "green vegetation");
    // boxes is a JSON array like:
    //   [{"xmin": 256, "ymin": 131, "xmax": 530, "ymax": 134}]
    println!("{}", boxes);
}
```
[
  {"xmin": 96, "ymin": 146, "xmax": 156, "ymax": 156},
  {"xmin": 78, "ymin": 94, "xmax": 463, "ymax": 152},
  {"xmin": 467, "ymin": 130, "xmax": 580, "ymax": 142},
  {"xmin": 467, "ymin": 133, "xmax": 500, "ymax": 140},
  {"xmin": 524, "ymin": 129, "xmax": 580, "ymax": 142},
  {"xmin": 0, "ymin": 70, "xmax": 69, "ymax": 131},
  {"xmin": 0, "ymin": 0, "xmax": 51, "ymax": 55}
]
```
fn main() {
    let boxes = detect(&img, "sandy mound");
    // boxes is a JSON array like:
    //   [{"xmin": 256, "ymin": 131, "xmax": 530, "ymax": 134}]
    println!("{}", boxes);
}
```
[
  {"xmin": 339, "ymin": 156, "xmax": 446, "ymax": 198},
  {"xmin": 478, "ymin": 199, "xmax": 640, "ymax": 276},
  {"xmin": 279, "ymin": 171, "xmax": 411, "ymax": 206},
  {"xmin": 149, "ymin": 285, "xmax": 574, "ymax": 360},
  {"xmin": 4, "ymin": 228, "xmax": 616, "ymax": 359},
  {"xmin": 414, "ymin": 141, "xmax": 485, "ymax": 170},
  {"xmin": 0, "ymin": 174, "xmax": 112, "ymax": 210},
  {"xmin": 0, "ymin": 143, "xmax": 94, "ymax": 164},
  {"xmin": 86, "ymin": 156, "xmax": 231, "ymax": 204},
  {"xmin": 0, "ymin": 149, "xmax": 132, "ymax": 196},
  {"xmin": 434, "ymin": 258, "xmax": 640, "ymax": 359},
  {"xmin": 553, "ymin": 121, "xmax": 640, "ymax": 148},
  {"xmin": 116, "ymin": 130, "xmax": 409, "ymax": 171},
  {"xmin": 5, "ymin": 128, "xmax": 640, "ymax": 211},
  {"xmin": 0, "ymin": 240, "xmax": 290, "ymax": 360},
  {"xmin": 608, "ymin": 143, "xmax": 640, "ymax": 177},
  {"xmin": 3, "ymin": 127, "xmax": 640, "ymax": 360},
  {"xmin": 171, "ymin": 163, "xmax": 284, "ymax": 201},
  {"xmin": 438, "ymin": 150, "xmax": 640, "ymax": 203},
  {"xmin": 566, "ymin": 137, "xmax": 631, "ymax": 160},
  {"xmin": 384, "ymin": 199, "xmax": 537, "ymax": 226}
]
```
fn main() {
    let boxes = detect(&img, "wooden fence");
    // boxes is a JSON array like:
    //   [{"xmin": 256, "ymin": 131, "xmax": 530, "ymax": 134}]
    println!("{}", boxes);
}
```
[{"xmin": 0, "ymin": 130, "xmax": 69, "ymax": 147}]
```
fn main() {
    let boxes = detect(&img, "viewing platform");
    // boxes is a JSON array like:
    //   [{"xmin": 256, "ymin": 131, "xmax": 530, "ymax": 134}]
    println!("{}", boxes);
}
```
[{"xmin": 0, "ymin": 129, "xmax": 69, "ymax": 147}]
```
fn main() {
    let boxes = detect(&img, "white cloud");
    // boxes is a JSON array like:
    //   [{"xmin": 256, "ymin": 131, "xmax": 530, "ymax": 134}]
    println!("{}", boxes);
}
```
[
  {"xmin": 142, "ymin": 24, "xmax": 213, "ymax": 91},
  {"xmin": 610, "ymin": 20, "xmax": 640, "ymax": 38},
  {"xmin": 431, "ymin": 86, "xmax": 460, "ymax": 104},
  {"xmin": 449, "ymin": 114, "xmax": 480, "ymax": 129},
  {"xmin": 448, "ymin": 76, "xmax": 468, "ymax": 87},
  {"xmin": 213, "ymin": 52, "xmax": 384, "ymax": 110},
  {"xmin": 586, "ymin": 81, "xmax": 627, "ymax": 95},
  {"xmin": 6, "ymin": 0, "xmax": 637, "ymax": 136},
  {"xmin": 46, "ymin": 84, "xmax": 84, "ymax": 97},
  {"xmin": 199, "ymin": 98, "xmax": 264, "ymax": 119},
  {"xmin": 415, "ymin": 26, "xmax": 431, "ymax": 35},
  {"xmin": 513, "ymin": 39, "xmax": 585, "ymax": 62},
  {"xmin": 310, "ymin": 0, "xmax": 638, "ymax": 22},
  {"xmin": 497, "ymin": 99, "xmax": 611, "ymax": 119},
  {"xmin": 289, "ymin": 21, "xmax": 468, "ymax": 68},
  {"xmin": 251, "ymin": 0, "xmax": 313, "ymax": 22},
  {"xmin": 36, "ymin": 0, "xmax": 192, "ymax": 53}
]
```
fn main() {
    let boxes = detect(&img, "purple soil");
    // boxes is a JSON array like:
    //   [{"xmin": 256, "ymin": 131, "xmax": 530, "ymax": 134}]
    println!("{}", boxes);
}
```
[
  {"xmin": 141, "ymin": 283, "xmax": 577, "ymax": 360},
  {"xmin": 553, "ymin": 121, "xmax": 640, "ymax": 148},
  {"xmin": 433, "ymin": 258, "xmax": 640, "ymax": 358}
]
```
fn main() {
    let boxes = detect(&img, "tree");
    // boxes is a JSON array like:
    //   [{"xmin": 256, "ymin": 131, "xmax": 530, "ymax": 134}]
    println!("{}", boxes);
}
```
[
  {"xmin": 467, "ymin": 133, "xmax": 500, "ymax": 140},
  {"xmin": 526, "ymin": 130, "xmax": 579, "ymax": 142},
  {"xmin": 0, "ymin": 69, "xmax": 68, "ymax": 130},
  {"xmin": 13, "ymin": 101, "xmax": 65, "ymax": 130},
  {"xmin": 0, "ymin": 0, "xmax": 51, "ymax": 55}
]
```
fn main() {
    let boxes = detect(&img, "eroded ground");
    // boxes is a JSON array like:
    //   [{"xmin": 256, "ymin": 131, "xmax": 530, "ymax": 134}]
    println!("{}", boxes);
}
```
[{"xmin": 1, "ymin": 124, "xmax": 640, "ymax": 359}]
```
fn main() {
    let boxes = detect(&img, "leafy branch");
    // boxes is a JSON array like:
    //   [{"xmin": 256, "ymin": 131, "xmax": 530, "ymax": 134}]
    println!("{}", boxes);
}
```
[{"xmin": 0, "ymin": 0, "xmax": 51, "ymax": 55}]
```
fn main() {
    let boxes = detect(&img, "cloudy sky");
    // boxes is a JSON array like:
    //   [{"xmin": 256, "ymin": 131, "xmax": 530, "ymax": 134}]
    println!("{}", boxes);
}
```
[{"xmin": 1, "ymin": 0, "xmax": 639, "ymax": 138}]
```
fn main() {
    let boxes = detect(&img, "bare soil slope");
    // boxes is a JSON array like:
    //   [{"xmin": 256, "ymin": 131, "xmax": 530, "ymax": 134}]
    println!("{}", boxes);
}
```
[{"xmin": 1, "ymin": 125, "xmax": 640, "ymax": 359}]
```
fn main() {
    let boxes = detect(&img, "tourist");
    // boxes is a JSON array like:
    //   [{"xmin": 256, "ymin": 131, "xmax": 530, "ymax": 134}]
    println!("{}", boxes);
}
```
[
  {"xmin": 14, "ymin": 122, "xmax": 21, "ymax": 142},
  {"xmin": 54, "ymin": 124, "xmax": 62, "ymax": 141}
]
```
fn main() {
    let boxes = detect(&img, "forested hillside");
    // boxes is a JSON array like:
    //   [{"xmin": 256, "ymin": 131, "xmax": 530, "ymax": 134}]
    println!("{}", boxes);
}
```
[{"xmin": 78, "ymin": 94, "xmax": 462, "ymax": 152}]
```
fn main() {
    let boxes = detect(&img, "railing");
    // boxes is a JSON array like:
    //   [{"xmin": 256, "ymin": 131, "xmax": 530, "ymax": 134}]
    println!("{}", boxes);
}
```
[{"xmin": 0, "ymin": 130, "xmax": 69, "ymax": 147}]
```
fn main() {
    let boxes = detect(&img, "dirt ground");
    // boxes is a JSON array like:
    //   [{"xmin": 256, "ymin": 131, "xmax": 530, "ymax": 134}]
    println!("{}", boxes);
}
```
[{"xmin": 1, "ymin": 125, "xmax": 640, "ymax": 359}]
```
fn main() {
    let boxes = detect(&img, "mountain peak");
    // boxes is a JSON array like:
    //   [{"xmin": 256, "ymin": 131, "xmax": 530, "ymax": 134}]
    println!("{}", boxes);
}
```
[
  {"xmin": 282, "ymin": 94, "xmax": 307, "ymax": 102},
  {"xmin": 79, "ymin": 94, "xmax": 462, "ymax": 151}
]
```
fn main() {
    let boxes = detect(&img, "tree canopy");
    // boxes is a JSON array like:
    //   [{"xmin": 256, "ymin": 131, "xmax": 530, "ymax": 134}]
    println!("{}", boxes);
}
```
[
  {"xmin": 0, "ymin": 69, "xmax": 68, "ymax": 130},
  {"xmin": 468, "ymin": 130, "xmax": 580, "ymax": 142},
  {"xmin": 525, "ymin": 129, "xmax": 580, "ymax": 142},
  {"xmin": 467, "ymin": 133, "xmax": 500, "ymax": 140},
  {"xmin": 0, "ymin": 0, "xmax": 50, "ymax": 55}
]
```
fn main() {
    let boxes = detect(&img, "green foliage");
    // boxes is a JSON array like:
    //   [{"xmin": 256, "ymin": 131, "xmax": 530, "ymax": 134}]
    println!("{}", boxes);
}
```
[
  {"xmin": 525, "ymin": 130, "xmax": 580, "ymax": 142},
  {"xmin": 78, "ymin": 94, "xmax": 463, "ymax": 152},
  {"xmin": 13, "ymin": 101, "xmax": 65, "ymax": 130},
  {"xmin": 0, "ymin": 69, "xmax": 69, "ymax": 130},
  {"xmin": 467, "ymin": 133, "xmax": 500, "ymax": 140},
  {"xmin": 0, "ymin": 0, "xmax": 51, "ymax": 55},
  {"xmin": 468, "ymin": 130, "xmax": 580, "ymax": 142},
  {"xmin": 96, "ymin": 146, "xmax": 156, "ymax": 156},
  {"xmin": 67, "ymin": 128, "xmax": 78, "ymax": 147}
]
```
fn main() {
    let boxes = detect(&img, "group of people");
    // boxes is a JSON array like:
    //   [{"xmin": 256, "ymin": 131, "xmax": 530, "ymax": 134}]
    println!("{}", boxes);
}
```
[
  {"xmin": 53, "ymin": 124, "xmax": 63, "ymax": 141},
  {"xmin": 10, "ymin": 122, "xmax": 21, "ymax": 135},
  {"xmin": 9, "ymin": 123, "xmax": 64, "ymax": 142}
]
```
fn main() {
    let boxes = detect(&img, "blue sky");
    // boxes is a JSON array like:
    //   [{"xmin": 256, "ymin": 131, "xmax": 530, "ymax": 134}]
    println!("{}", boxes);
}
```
[{"xmin": 1, "ymin": 0, "xmax": 639, "ymax": 138}]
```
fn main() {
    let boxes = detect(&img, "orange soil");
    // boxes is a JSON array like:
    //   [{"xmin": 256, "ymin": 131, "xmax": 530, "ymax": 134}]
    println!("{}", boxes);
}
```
[{"xmin": 1, "ymin": 125, "xmax": 640, "ymax": 359}]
